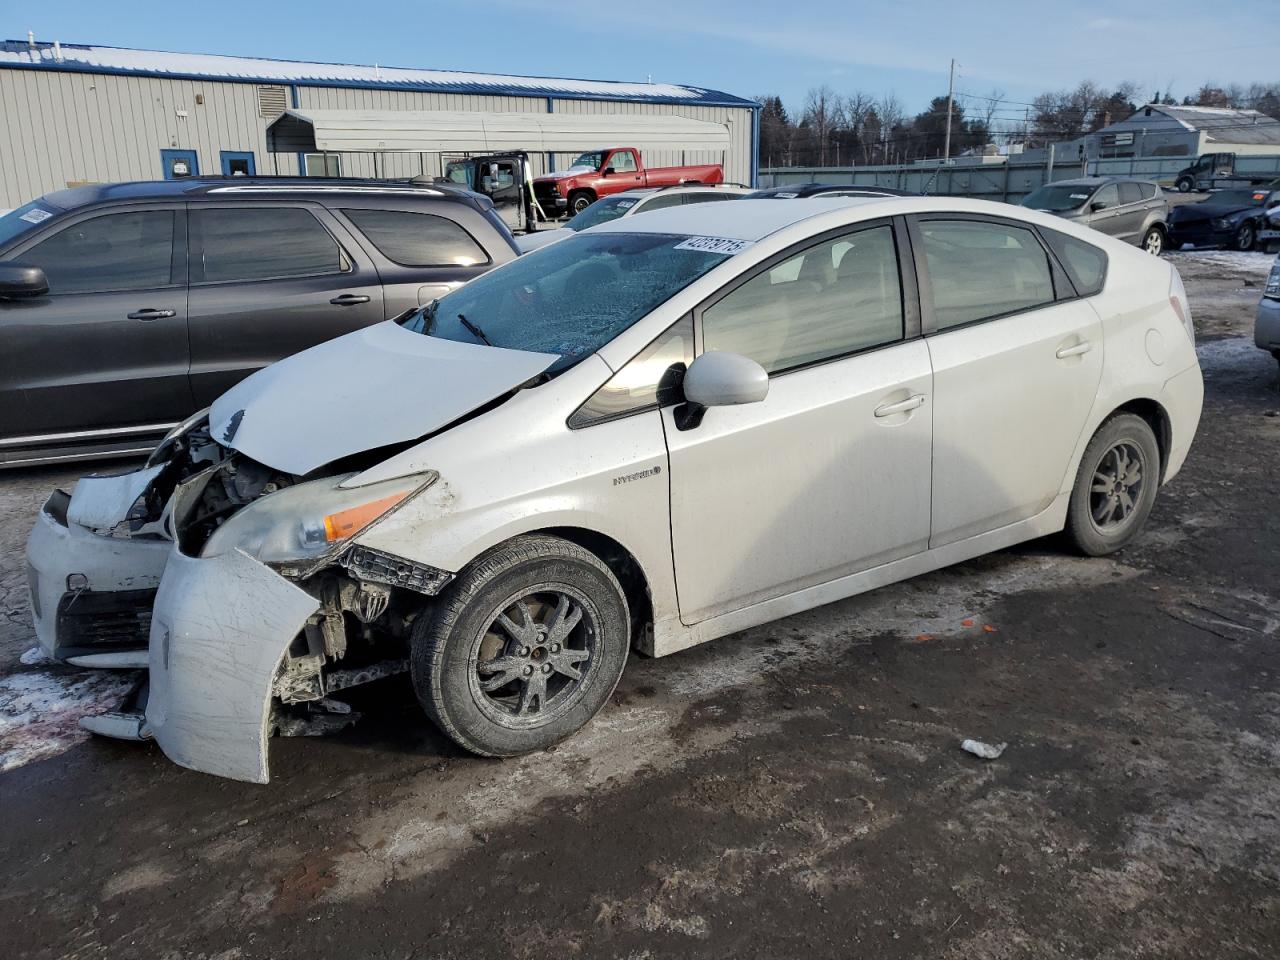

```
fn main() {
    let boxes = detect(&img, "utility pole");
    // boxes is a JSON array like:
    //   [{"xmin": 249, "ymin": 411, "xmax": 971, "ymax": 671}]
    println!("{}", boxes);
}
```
[{"xmin": 942, "ymin": 58, "xmax": 955, "ymax": 163}]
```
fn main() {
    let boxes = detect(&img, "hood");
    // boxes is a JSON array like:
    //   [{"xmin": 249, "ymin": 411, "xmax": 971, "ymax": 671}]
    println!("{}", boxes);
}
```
[
  {"xmin": 209, "ymin": 321, "xmax": 557, "ymax": 475},
  {"xmin": 515, "ymin": 229, "xmax": 569, "ymax": 253},
  {"xmin": 1171, "ymin": 202, "xmax": 1254, "ymax": 224},
  {"xmin": 534, "ymin": 168, "xmax": 595, "ymax": 183}
]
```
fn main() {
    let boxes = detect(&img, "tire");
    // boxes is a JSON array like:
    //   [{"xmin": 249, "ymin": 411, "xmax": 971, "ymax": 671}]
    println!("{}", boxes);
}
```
[
  {"xmin": 1064, "ymin": 414, "xmax": 1161, "ymax": 557},
  {"xmin": 411, "ymin": 534, "xmax": 630, "ymax": 757},
  {"xmin": 1141, "ymin": 225, "xmax": 1165, "ymax": 256},
  {"xmin": 1176, "ymin": 177, "xmax": 1194, "ymax": 193},
  {"xmin": 1234, "ymin": 221, "xmax": 1256, "ymax": 252},
  {"xmin": 568, "ymin": 191, "xmax": 595, "ymax": 215}
]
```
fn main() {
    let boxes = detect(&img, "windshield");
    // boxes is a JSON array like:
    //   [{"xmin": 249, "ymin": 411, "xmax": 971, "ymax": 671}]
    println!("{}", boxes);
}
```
[
  {"xmin": 1021, "ymin": 185, "xmax": 1093, "ymax": 212},
  {"xmin": 445, "ymin": 160, "xmax": 474, "ymax": 186},
  {"xmin": 1208, "ymin": 190, "xmax": 1268, "ymax": 207},
  {"xmin": 398, "ymin": 232, "xmax": 735, "ymax": 371},
  {"xmin": 568, "ymin": 151, "xmax": 607, "ymax": 172},
  {"xmin": 0, "ymin": 200, "xmax": 60, "ymax": 249},
  {"xmin": 565, "ymin": 196, "xmax": 641, "ymax": 232}
]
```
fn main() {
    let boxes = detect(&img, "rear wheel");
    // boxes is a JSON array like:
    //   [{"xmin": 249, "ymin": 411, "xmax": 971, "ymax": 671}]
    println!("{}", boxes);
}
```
[
  {"xmin": 411, "ymin": 535, "xmax": 630, "ymax": 757},
  {"xmin": 1064, "ymin": 414, "xmax": 1161, "ymax": 557},
  {"xmin": 1235, "ymin": 221, "xmax": 1257, "ymax": 251},
  {"xmin": 1141, "ymin": 225, "xmax": 1165, "ymax": 255}
]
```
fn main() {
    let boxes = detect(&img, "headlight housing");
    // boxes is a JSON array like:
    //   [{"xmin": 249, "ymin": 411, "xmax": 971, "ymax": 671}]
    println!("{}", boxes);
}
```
[
  {"xmin": 1211, "ymin": 217, "xmax": 1234, "ymax": 230},
  {"xmin": 201, "ymin": 471, "xmax": 436, "ymax": 565},
  {"xmin": 1265, "ymin": 261, "xmax": 1280, "ymax": 300}
]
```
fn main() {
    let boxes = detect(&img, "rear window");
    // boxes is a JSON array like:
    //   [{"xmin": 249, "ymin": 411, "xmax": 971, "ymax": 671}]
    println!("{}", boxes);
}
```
[
  {"xmin": 1041, "ymin": 228, "xmax": 1108, "ymax": 297},
  {"xmin": 343, "ymin": 208, "xmax": 490, "ymax": 267}
]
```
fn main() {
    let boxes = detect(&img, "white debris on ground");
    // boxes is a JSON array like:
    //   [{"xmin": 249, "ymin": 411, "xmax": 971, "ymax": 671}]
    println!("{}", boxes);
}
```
[
  {"xmin": 961, "ymin": 738, "xmax": 1008, "ymax": 760},
  {"xmin": 1168, "ymin": 250, "xmax": 1276, "ymax": 276},
  {"xmin": 19, "ymin": 646, "xmax": 52, "ymax": 666},
  {"xmin": 0, "ymin": 669, "xmax": 140, "ymax": 772}
]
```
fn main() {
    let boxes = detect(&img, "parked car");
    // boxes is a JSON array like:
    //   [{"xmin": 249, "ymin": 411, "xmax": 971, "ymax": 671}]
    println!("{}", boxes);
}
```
[
  {"xmin": 1257, "ymin": 255, "xmax": 1280, "ymax": 366},
  {"xmin": 1261, "ymin": 205, "xmax": 1280, "ymax": 253},
  {"xmin": 1021, "ymin": 178, "xmax": 1169, "ymax": 254},
  {"xmin": 1166, "ymin": 185, "xmax": 1280, "ymax": 251},
  {"xmin": 1173, "ymin": 152, "xmax": 1279, "ymax": 193},
  {"xmin": 0, "ymin": 178, "xmax": 518, "ymax": 467},
  {"xmin": 29, "ymin": 197, "xmax": 1202, "ymax": 782},
  {"xmin": 515, "ymin": 185, "xmax": 751, "ymax": 252},
  {"xmin": 747, "ymin": 184, "xmax": 914, "ymax": 199},
  {"xmin": 532, "ymin": 147, "xmax": 724, "ymax": 217}
]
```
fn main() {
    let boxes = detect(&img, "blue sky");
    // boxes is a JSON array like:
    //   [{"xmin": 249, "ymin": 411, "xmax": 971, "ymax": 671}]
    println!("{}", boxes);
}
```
[{"xmin": 13, "ymin": 0, "xmax": 1280, "ymax": 117}]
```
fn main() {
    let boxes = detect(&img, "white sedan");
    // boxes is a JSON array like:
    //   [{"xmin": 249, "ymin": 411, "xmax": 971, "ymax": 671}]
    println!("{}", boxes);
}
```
[
  {"xmin": 517, "ymin": 184, "xmax": 751, "ymax": 252},
  {"xmin": 27, "ymin": 197, "xmax": 1203, "ymax": 781}
]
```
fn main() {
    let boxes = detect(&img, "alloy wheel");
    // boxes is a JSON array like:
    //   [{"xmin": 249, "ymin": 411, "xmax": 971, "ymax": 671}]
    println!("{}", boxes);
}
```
[
  {"xmin": 1143, "ymin": 229, "xmax": 1164, "ymax": 255},
  {"xmin": 469, "ymin": 589, "xmax": 596, "ymax": 728},
  {"xmin": 1089, "ymin": 441, "xmax": 1147, "ymax": 532},
  {"xmin": 1236, "ymin": 223, "xmax": 1255, "ymax": 251}
]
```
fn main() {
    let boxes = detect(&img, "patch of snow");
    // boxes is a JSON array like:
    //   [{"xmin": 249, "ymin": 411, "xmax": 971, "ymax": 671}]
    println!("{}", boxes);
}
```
[
  {"xmin": 1196, "ymin": 337, "xmax": 1274, "ymax": 376},
  {"xmin": 1167, "ymin": 250, "xmax": 1277, "ymax": 277},
  {"xmin": 19, "ymin": 646, "xmax": 52, "ymax": 666},
  {"xmin": 0, "ymin": 669, "xmax": 139, "ymax": 773}
]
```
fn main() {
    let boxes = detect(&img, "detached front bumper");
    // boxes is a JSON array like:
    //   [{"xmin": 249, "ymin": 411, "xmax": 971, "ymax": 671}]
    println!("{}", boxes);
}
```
[
  {"xmin": 145, "ymin": 546, "xmax": 319, "ymax": 783},
  {"xmin": 26, "ymin": 487, "xmax": 170, "ymax": 664}
]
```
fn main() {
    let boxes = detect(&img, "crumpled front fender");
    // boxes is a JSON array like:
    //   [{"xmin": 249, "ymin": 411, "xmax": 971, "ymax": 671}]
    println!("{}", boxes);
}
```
[{"xmin": 146, "ymin": 547, "xmax": 319, "ymax": 784}]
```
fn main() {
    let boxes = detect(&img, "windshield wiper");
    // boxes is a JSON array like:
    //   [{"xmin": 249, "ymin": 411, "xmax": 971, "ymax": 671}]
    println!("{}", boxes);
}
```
[{"xmin": 457, "ymin": 313, "xmax": 492, "ymax": 346}]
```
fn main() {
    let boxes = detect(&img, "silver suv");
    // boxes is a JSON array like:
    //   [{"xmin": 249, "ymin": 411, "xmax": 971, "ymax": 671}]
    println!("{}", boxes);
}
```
[{"xmin": 1021, "ymin": 178, "xmax": 1169, "ymax": 254}]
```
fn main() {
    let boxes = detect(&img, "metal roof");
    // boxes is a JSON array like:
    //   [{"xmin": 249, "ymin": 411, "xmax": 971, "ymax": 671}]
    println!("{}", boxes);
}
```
[
  {"xmin": 1108, "ymin": 104, "xmax": 1280, "ymax": 146},
  {"xmin": 267, "ymin": 108, "xmax": 733, "ymax": 154},
  {"xmin": 0, "ymin": 40, "xmax": 758, "ymax": 108}
]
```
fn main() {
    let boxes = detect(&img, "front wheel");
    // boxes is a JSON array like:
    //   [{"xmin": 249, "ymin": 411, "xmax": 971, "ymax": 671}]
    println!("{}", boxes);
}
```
[
  {"xmin": 1064, "ymin": 414, "xmax": 1161, "ymax": 557},
  {"xmin": 1141, "ymin": 225, "xmax": 1165, "ymax": 256},
  {"xmin": 411, "ymin": 534, "xmax": 630, "ymax": 757},
  {"xmin": 1234, "ymin": 222, "xmax": 1256, "ymax": 252},
  {"xmin": 569, "ymin": 191, "xmax": 595, "ymax": 215}
]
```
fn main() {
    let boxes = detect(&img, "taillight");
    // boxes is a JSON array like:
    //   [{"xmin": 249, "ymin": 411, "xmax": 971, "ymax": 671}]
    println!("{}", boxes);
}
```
[{"xmin": 1168, "ymin": 267, "xmax": 1194, "ymax": 342}]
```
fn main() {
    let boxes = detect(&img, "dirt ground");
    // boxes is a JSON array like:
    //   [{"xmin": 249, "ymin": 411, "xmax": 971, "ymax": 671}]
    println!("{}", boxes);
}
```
[{"xmin": 1, "ymin": 250, "xmax": 1278, "ymax": 960}]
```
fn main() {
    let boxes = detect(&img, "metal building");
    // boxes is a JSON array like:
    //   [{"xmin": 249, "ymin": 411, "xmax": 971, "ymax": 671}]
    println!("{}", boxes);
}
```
[
  {"xmin": 0, "ymin": 39, "xmax": 759, "ymax": 210},
  {"xmin": 1062, "ymin": 103, "xmax": 1280, "ymax": 161}
]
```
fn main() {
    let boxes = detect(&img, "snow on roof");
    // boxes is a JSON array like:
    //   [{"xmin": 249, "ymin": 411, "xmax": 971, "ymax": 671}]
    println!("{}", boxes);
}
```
[
  {"xmin": 1112, "ymin": 103, "xmax": 1280, "ymax": 144},
  {"xmin": 0, "ymin": 40, "xmax": 757, "ymax": 107}
]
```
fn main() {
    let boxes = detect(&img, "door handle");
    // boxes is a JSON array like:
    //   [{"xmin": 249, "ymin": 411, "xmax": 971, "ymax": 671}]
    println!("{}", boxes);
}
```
[
  {"xmin": 126, "ymin": 308, "xmax": 176, "ymax": 321},
  {"xmin": 1056, "ymin": 340, "xmax": 1094, "ymax": 359},
  {"xmin": 329, "ymin": 294, "xmax": 371, "ymax": 306},
  {"xmin": 874, "ymin": 394, "xmax": 926, "ymax": 418}
]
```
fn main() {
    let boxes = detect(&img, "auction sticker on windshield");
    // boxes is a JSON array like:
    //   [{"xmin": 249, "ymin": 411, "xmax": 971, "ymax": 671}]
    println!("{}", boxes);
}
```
[
  {"xmin": 674, "ymin": 237, "xmax": 753, "ymax": 255},
  {"xmin": 19, "ymin": 208, "xmax": 53, "ymax": 224}
]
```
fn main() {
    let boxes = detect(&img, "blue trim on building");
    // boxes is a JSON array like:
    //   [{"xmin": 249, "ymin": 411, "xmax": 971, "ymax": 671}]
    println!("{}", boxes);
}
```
[
  {"xmin": 0, "ymin": 42, "xmax": 758, "ymax": 108},
  {"xmin": 160, "ymin": 148, "xmax": 199, "ymax": 179},
  {"xmin": 749, "ymin": 105, "xmax": 761, "ymax": 188}
]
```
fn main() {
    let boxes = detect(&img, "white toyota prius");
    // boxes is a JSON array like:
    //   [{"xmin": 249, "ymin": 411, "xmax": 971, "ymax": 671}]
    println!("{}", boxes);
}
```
[{"xmin": 27, "ymin": 197, "xmax": 1203, "ymax": 782}]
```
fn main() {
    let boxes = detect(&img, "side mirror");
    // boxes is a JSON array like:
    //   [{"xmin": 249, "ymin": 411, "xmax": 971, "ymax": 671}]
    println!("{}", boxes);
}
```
[
  {"xmin": 603, "ymin": 166, "xmax": 616, "ymax": 176},
  {"xmin": 1091, "ymin": 200, "xmax": 1109, "ymax": 212},
  {"xmin": 0, "ymin": 264, "xmax": 49, "ymax": 299},
  {"xmin": 676, "ymin": 351, "xmax": 769, "ymax": 429}
]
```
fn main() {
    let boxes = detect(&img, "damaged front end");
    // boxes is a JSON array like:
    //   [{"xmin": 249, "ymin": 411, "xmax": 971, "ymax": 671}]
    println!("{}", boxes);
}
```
[{"xmin": 31, "ymin": 413, "xmax": 456, "ymax": 782}]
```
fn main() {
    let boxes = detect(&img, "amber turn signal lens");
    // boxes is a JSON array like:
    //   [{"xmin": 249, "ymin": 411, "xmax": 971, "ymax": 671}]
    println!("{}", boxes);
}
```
[{"xmin": 321, "ymin": 491, "xmax": 410, "ymax": 542}]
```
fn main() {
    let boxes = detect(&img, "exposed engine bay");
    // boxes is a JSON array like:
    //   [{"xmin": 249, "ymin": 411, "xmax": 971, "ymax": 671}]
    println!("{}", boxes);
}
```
[{"xmin": 131, "ymin": 419, "xmax": 451, "ymax": 738}]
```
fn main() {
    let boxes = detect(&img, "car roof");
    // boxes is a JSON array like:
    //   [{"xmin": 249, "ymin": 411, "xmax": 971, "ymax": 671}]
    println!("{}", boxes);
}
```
[
  {"xmin": 584, "ymin": 194, "xmax": 1107, "ymax": 244},
  {"xmin": 1046, "ymin": 177, "xmax": 1159, "ymax": 187},
  {"xmin": 40, "ymin": 176, "xmax": 479, "ymax": 211},
  {"xmin": 749, "ymin": 183, "xmax": 914, "ymax": 198}
]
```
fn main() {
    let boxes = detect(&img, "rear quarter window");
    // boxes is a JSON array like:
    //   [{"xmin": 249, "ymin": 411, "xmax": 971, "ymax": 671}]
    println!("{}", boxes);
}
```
[
  {"xmin": 1041, "ymin": 228, "xmax": 1108, "ymax": 297},
  {"xmin": 343, "ymin": 208, "xmax": 490, "ymax": 267}
]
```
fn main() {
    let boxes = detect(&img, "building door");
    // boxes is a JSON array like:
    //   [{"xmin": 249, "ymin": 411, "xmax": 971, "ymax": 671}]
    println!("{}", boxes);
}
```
[
  {"xmin": 220, "ymin": 152, "xmax": 256, "ymax": 177},
  {"xmin": 160, "ymin": 149, "xmax": 199, "ymax": 180}
]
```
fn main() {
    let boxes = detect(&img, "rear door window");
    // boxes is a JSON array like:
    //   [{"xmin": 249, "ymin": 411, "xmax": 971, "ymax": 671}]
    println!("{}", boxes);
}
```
[
  {"xmin": 191, "ymin": 207, "xmax": 346, "ymax": 283},
  {"xmin": 15, "ymin": 210, "xmax": 176, "ymax": 294},
  {"xmin": 343, "ymin": 208, "xmax": 490, "ymax": 267},
  {"xmin": 1140, "ymin": 183, "xmax": 1159, "ymax": 200},
  {"xmin": 918, "ymin": 219, "xmax": 1056, "ymax": 329},
  {"xmin": 1119, "ymin": 182, "xmax": 1142, "ymax": 205}
]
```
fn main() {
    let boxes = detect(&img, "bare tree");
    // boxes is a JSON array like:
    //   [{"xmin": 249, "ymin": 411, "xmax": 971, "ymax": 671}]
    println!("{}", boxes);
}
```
[{"xmin": 799, "ymin": 85, "xmax": 843, "ymax": 166}]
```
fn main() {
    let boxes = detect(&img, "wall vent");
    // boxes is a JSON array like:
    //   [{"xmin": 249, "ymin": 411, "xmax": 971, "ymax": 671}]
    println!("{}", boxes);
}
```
[{"xmin": 257, "ymin": 85, "xmax": 288, "ymax": 118}]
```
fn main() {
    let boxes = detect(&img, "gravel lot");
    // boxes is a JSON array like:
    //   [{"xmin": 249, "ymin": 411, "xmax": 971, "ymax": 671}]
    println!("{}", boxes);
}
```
[{"xmin": 2, "ymin": 248, "xmax": 1278, "ymax": 959}]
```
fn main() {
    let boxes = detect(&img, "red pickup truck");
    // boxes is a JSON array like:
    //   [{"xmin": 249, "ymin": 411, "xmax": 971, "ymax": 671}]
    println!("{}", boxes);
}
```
[{"xmin": 533, "ymin": 147, "xmax": 724, "ymax": 217}]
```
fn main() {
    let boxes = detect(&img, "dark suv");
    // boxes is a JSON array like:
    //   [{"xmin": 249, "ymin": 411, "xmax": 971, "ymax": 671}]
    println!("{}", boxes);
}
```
[{"xmin": 0, "ymin": 178, "xmax": 518, "ymax": 467}]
